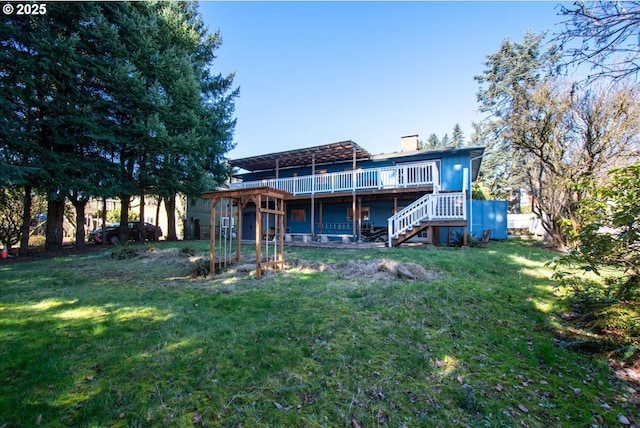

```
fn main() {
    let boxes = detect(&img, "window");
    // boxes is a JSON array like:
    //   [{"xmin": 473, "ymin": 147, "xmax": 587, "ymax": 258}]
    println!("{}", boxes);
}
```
[
  {"xmin": 347, "ymin": 207, "xmax": 370, "ymax": 221},
  {"xmin": 291, "ymin": 208, "xmax": 306, "ymax": 222}
]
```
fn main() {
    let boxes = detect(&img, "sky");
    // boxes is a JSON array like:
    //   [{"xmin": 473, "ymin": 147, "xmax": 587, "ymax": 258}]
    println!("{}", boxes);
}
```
[{"xmin": 197, "ymin": 1, "xmax": 567, "ymax": 160}]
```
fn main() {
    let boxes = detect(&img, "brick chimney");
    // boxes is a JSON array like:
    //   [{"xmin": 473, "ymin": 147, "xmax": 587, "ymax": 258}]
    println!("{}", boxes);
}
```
[{"xmin": 401, "ymin": 134, "xmax": 419, "ymax": 152}]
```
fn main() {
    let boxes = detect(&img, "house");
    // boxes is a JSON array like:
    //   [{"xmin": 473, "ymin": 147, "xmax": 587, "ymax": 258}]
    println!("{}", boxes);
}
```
[{"xmin": 196, "ymin": 135, "xmax": 507, "ymax": 247}]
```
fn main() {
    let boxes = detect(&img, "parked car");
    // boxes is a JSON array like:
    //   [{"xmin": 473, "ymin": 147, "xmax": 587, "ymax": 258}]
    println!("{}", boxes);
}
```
[{"xmin": 89, "ymin": 222, "xmax": 163, "ymax": 244}]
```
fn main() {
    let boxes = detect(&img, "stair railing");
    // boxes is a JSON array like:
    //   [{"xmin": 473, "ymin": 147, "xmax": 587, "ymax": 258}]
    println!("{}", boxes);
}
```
[
  {"xmin": 387, "ymin": 191, "xmax": 466, "ymax": 247},
  {"xmin": 387, "ymin": 193, "xmax": 435, "ymax": 247}
]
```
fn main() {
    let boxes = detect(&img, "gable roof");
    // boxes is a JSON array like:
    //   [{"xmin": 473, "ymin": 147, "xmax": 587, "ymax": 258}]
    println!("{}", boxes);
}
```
[{"xmin": 230, "ymin": 140, "xmax": 372, "ymax": 172}]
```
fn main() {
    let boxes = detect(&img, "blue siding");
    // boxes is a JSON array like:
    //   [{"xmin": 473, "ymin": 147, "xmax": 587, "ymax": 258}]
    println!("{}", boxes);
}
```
[
  {"xmin": 286, "ymin": 202, "xmax": 396, "ymax": 235},
  {"xmin": 470, "ymin": 200, "xmax": 508, "ymax": 240},
  {"xmin": 286, "ymin": 205, "xmax": 310, "ymax": 234},
  {"xmin": 433, "ymin": 200, "xmax": 507, "ymax": 244},
  {"xmin": 440, "ymin": 154, "xmax": 470, "ymax": 191}
]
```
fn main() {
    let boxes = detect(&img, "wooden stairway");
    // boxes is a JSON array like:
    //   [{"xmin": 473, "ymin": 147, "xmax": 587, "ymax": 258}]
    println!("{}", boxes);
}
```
[
  {"xmin": 387, "ymin": 168, "xmax": 470, "ymax": 247},
  {"xmin": 391, "ymin": 220, "xmax": 430, "ymax": 247},
  {"xmin": 387, "ymin": 191, "xmax": 468, "ymax": 247},
  {"xmin": 391, "ymin": 219, "xmax": 468, "ymax": 247}
]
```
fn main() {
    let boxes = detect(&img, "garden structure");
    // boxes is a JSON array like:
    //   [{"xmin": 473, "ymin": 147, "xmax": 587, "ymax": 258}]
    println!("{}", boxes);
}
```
[{"xmin": 201, "ymin": 187, "xmax": 290, "ymax": 279}]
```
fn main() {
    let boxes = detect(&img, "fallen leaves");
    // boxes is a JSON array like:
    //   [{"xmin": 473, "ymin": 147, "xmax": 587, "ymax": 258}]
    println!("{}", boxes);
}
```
[
  {"xmin": 192, "ymin": 408, "xmax": 209, "ymax": 425},
  {"xmin": 618, "ymin": 414, "xmax": 632, "ymax": 425},
  {"xmin": 273, "ymin": 401, "xmax": 292, "ymax": 411}
]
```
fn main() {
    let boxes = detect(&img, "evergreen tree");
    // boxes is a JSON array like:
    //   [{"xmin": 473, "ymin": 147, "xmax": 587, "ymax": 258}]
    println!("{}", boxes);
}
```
[
  {"xmin": 451, "ymin": 124, "xmax": 465, "ymax": 148},
  {"xmin": 0, "ymin": 1, "xmax": 237, "ymax": 248},
  {"xmin": 425, "ymin": 133, "xmax": 440, "ymax": 148}
]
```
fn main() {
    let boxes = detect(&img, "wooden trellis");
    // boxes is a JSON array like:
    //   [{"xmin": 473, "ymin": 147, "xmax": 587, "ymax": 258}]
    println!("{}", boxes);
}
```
[{"xmin": 201, "ymin": 187, "xmax": 290, "ymax": 279}]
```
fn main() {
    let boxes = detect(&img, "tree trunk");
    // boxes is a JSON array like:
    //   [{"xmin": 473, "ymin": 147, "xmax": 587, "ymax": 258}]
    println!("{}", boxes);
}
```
[
  {"xmin": 165, "ymin": 194, "xmax": 177, "ymax": 241},
  {"xmin": 138, "ymin": 193, "xmax": 145, "ymax": 241},
  {"xmin": 119, "ymin": 195, "xmax": 130, "ymax": 244},
  {"xmin": 101, "ymin": 197, "xmax": 107, "ymax": 244},
  {"xmin": 45, "ymin": 194, "xmax": 65, "ymax": 250},
  {"xmin": 19, "ymin": 185, "xmax": 32, "ymax": 255},
  {"xmin": 155, "ymin": 197, "xmax": 162, "ymax": 226},
  {"xmin": 73, "ymin": 200, "xmax": 86, "ymax": 248}
]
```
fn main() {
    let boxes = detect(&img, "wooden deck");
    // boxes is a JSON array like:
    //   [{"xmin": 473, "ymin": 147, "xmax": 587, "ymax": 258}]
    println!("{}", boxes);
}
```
[{"xmin": 229, "ymin": 161, "xmax": 440, "ymax": 196}]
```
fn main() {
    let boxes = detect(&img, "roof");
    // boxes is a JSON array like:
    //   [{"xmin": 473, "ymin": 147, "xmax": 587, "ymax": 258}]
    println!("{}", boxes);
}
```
[
  {"xmin": 201, "ymin": 186, "xmax": 292, "ymax": 201},
  {"xmin": 373, "ymin": 145, "xmax": 486, "ymax": 180},
  {"xmin": 230, "ymin": 140, "xmax": 372, "ymax": 172},
  {"xmin": 468, "ymin": 147, "xmax": 485, "ymax": 181}
]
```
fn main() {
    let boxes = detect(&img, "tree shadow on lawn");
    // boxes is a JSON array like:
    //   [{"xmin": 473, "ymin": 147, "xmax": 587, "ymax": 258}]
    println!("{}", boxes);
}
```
[
  {"xmin": 0, "ymin": 297, "xmax": 178, "ymax": 426},
  {"xmin": 0, "ymin": 240, "xmax": 636, "ymax": 427}
]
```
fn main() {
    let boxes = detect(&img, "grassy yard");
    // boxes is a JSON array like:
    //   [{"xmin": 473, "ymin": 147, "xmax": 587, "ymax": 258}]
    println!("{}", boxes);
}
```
[{"xmin": 0, "ymin": 240, "xmax": 637, "ymax": 427}]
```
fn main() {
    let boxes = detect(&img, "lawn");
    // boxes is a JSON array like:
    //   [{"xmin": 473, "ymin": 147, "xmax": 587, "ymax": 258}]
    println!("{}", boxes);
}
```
[{"xmin": 0, "ymin": 240, "xmax": 637, "ymax": 427}]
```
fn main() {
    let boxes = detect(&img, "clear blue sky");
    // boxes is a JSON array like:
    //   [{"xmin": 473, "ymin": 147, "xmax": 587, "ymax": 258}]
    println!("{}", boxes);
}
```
[{"xmin": 198, "ymin": 1, "xmax": 566, "ymax": 159}]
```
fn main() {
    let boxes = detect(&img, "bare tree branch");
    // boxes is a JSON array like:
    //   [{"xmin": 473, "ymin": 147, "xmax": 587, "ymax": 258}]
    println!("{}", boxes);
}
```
[{"xmin": 555, "ymin": 1, "xmax": 640, "ymax": 84}]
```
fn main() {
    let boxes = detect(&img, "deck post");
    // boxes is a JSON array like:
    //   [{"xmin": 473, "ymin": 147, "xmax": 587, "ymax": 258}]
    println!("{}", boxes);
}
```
[
  {"xmin": 278, "ymin": 198, "xmax": 284, "ymax": 264},
  {"xmin": 311, "ymin": 155, "xmax": 315, "ymax": 237},
  {"xmin": 209, "ymin": 197, "xmax": 218, "ymax": 274},
  {"xmin": 236, "ymin": 199, "xmax": 242, "ymax": 263},
  {"xmin": 463, "ymin": 225, "xmax": 468, "ymax": 246},
  {"xmin": 357, "ymin": 197, "xmax": 362, "ymax": 241},
  {"xmin": 255, "ymin": 194, "xmax": 262, "ymax": 279},
  {"xmin": 352, "ymin": 147, "xmax": 357, "ymax": 241},
  {"xmin": 352, "ymin": 194, "xmax": 356, "ymax": 242}
]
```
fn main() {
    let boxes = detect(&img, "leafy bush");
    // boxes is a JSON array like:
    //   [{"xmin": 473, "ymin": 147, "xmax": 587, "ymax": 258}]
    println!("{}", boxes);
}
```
[
  {"xmin": 553, "ymin": 163, "xmax": 640, "ymax": 301},
  {"xmin": 550, "ymin": 163, "xmax": 640, "ymax": 346}
]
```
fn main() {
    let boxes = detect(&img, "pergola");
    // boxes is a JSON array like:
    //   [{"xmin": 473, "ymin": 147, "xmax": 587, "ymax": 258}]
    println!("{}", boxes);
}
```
[
  {"xmin": 201, "ymin": 187, "xmax": 291, "ymax": 279},
  {"xmin": 229, "ymin": 140, "xmax": 372, "ymax": 172}
]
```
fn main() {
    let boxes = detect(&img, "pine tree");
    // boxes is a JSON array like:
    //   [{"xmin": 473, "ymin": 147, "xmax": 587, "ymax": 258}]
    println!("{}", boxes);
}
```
[
  {"xmin": 451, "ymin": 124, "xmax": 465, "ymax": 148},
  {"xmin": 1, "ymin": 1, "xmax": 237, "ymax": 248},
  {"xmin": 425, "ymin": 134, "xmax": 440, "ymax": 148}
]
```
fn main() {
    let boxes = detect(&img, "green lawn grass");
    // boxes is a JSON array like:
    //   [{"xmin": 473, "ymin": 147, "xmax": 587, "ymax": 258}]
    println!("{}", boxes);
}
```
[{"xmin": 0, "ymin": 240, "xmax": 637, "ymax": 427}]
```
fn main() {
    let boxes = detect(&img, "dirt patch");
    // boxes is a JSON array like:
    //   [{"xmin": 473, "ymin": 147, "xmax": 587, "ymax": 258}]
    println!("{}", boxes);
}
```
[
  {"xmin": 187, "ymin": 256, "xmax": 439, "ymax": 283},
  {"xmin": 275, "ymin": 258, "xmax": 439, "ymax": 282},
  {"xmin": 337, "ymin": 258, "xmax": 439, "ymax": 282}
]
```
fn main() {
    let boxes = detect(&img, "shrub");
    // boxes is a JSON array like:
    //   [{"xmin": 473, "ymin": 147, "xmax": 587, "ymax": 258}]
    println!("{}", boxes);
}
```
[{"xmin": 111, "ymin": 242, "xmax": 139, "ymax": 260}]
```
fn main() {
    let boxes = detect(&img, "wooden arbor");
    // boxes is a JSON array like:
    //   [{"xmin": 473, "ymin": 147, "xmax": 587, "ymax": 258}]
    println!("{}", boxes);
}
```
[{"xmin": 201, "ymin": 187, "xmax": 291, "ymax": 279}]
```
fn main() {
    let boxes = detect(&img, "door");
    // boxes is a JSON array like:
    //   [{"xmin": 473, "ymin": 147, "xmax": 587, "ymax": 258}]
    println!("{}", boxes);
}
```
[{"xmin": 242, "ymin": 209, "xmax": 256, "ymax": 240}]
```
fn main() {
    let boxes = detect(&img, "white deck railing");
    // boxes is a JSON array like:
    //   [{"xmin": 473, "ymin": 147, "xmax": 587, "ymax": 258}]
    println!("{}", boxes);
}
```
[{"xmin": 229, "ymin": 161, "xmax": 439, "ymax": 195}]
